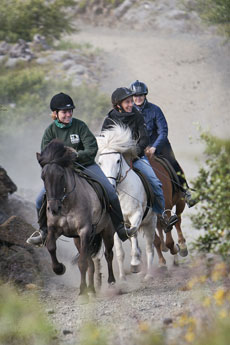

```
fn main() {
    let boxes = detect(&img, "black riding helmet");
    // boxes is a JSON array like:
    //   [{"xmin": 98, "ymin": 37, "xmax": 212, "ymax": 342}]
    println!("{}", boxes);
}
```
[
  {"xmin": 111, "ymin": 87, "xmax": 135, "ymax": 107},
  {"xmin": 50, "ymin": 92, "xmax": 75, "ymax": 111},
  {"xmin": 130, "ymin": 80, "xmax": 148, "ymax": 96}
]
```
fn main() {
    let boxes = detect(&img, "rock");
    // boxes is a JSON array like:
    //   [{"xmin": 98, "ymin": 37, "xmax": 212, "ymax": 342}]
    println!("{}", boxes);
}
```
[
  {"xmin": 163, "ymin": 317, "xmax": 173, "ymax": 325},
  {"xmin": 0, "ymin": 41, "xmax": 11, "ymax": 55},
  {"xmin": 0, "ymin": 166, "xmax": 17, "ymax": 201},
  {"xmin": 32, "ymin": 34, "xmax": 50, "ymax": 50},
  {"xmin": 9, "ymin": 39, "xmax": 34, "ymax": 60},
  {"xmin": 48, "ymin": 50, "xmax": 69, "ymax": 62},
  {"xmin": 114, "ymin": 0, "xmax": 137, "ymax": 18},
  {"xmin": 63, "ymin": 329, "xmax": 73, "ymax": 335},
  {"xmin": 67, "ymin": 64, "xmax": 86, "ymax": 76}
]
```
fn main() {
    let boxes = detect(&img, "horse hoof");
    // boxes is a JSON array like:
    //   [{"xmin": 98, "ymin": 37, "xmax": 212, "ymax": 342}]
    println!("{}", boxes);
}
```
[
  {"xmin": 53, "ymin": 263, "xmax": 66, "ymax": 275},
  {"xmin": 144, "ymin": 274, "xmax": 153, "ymax": 282},
  {"xmin": 78, "ymin": 294, "xmax": 89, "ymax": 305},
  {"xmin": 179, "ymin": 247, "xmax": 188, "ymax": 257},
  {"xmin": 131, "ymin": 264, "xmax": 141, "ymax": 273}
]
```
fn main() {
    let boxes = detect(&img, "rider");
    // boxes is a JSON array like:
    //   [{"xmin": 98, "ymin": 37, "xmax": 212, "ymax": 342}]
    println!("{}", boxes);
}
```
[
  {"xmin": 130, "ymin": 80, "xmax": 197, "ymax": 207},
  {"xmin": 101, "ymin": 87, "xmax": 178, "ymax": 231},
  {"xmin": 26, "ymin": 92, "xmax": 137, "ymax": 246}
]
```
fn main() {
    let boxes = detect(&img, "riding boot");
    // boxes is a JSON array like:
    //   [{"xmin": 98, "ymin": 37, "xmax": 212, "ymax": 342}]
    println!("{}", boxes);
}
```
[
  {"xmin": 109, "ymin": 199, "xmax": 137, "ymax": 242},
  {"xmin": 184, "ymin": 189, "xmax": 198, "ymax": 208},
  {"xmin": 26, "ymin": 202, "xmax": 48, "ymax": 246}
]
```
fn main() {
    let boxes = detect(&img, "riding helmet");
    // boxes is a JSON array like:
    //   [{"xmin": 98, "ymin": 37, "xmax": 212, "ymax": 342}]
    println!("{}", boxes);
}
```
[
  {"xmin": 50, "ymin": 92, "xmax": 75, "ymax": 111},
  {"xmin": 130, "ymin": 80, "xmax": 148, "ymax": 96},
  {"xmin": 111, "ymin": 87, "xmax": 135, "ymax": 106}
]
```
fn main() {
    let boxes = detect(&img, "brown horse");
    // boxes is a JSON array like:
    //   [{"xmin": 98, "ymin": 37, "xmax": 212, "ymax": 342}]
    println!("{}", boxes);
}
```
[
  {"xmin": 146, "ymin": 153, "xmax": 188, "ymax": 266},
  {"xmin": 37, "ymin": 139, "xmax": 115, "ymax": 296}
]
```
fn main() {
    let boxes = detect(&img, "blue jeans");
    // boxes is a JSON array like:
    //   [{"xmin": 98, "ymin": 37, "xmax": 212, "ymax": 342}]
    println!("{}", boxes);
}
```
[{"xmin": 133, "ymin": 156, "xmax": 165, "ymax": 214}]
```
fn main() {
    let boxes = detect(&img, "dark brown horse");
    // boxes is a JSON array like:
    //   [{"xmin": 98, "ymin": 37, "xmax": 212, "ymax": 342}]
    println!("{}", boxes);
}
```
[
  {"xmin": 37, "ymin": 139, "xmax": 115, "ymax": 296},
  {"xmin": 146, "ymin": 153, "xmax": 188, "ymax": 266}
]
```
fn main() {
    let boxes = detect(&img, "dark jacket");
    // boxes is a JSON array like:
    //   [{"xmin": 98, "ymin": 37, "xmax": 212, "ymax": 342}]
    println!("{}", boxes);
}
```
[
  {"xmin": 41, "ymin": 118, "xmax": 98, "ymax": 167},
  {"xmin": 101, "ymin": 107, "xmax": 149, "ymax": 157},
  {"xmin": 134, "ymin": 100, "xmax": 171, "ymax": 154}
]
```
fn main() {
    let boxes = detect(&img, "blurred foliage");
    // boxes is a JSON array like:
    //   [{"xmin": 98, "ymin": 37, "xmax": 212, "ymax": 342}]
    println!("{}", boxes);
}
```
[
  {"xmin": 78, "ymin": 0, "xmax": 124, "ymax": 12},
  {"xmin": 182, "ymin": 0, "xmax": 230, "ymax": 38},
  {"xmin": 191, "ymin": 132, "xmax": 230, "ymax": 258},
  {"xmin": 79, "ymin": 322, "xmax": 109, "ymax": 345},
  {"xmin": 0, "ymin": 283, "xmax": 56, "ymax": 345},
  {"xmin": 0, "ymin": 0, "xmax": 76, "ymax": 43}
]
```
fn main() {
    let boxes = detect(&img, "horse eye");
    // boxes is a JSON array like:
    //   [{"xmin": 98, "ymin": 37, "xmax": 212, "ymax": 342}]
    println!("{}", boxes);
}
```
[
  {"xmin": 117, "ymin": 159, "xmax": 120, "ymax": 164},
  {"xmin": 98, "ymin": 161, "xmax": 101, "ymax": 166}
]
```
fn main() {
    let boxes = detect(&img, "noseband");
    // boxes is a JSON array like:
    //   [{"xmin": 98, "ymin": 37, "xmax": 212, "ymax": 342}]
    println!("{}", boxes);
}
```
[
  {"xmin": 99, "ymin": 152, "xmax": 132, "ymax": 184},
  {"xmin": 44, "ymin": 162, "xmax": 76, "ymax": 203}
]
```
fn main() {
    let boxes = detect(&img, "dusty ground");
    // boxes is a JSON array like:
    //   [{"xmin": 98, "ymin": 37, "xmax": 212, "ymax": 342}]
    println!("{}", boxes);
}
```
[{"xmin": 33, "ymin": 22, "xmax": 230, "ymax": 345}]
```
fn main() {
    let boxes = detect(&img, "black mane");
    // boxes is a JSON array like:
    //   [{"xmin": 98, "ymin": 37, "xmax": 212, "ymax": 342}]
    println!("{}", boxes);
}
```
[{"xmin": 38, "ymin": 139, "xmax": 76, "ymax": 168}]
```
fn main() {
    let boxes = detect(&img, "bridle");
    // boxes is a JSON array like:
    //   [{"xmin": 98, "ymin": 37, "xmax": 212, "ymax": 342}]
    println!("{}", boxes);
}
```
[
  {"xmin": 44, "ymin": 162, "xmax": 76, "ymax": 203},
  {"xmin": 99, "ymin": 151, "xmax": 132, "ymax": 184}
]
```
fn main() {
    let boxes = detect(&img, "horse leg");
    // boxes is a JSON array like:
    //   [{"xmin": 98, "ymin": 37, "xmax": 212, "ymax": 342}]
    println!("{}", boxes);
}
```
[
  {"xmin": 93, "ymin": 256, "xmax": 102, "ymax": 289},
  {"xmin": 173, "ymin": 198, "xmax": 188, "ymax": 257},
  {"xmin": 130, "ymin": 235, "xmax": 142, "ymax": 273},
  {"xmin": 78, "ymin": 229, "xmax": 90, "ymax": 295},
  {"xmin": 114, "ymin": 233, "xmax": 126, "ymax": 280},
  {"xmin": 143, "ymin": 225, "xmax": 155, "ymax": 281},
  {"xmin": 102, "ymin": 227, "xmax": 116, "ymax": 285},
  {"xmin": 87, "ymin": 257, "xmax": 96, "ymax": 294},
  {"xmin": 157, "ymin": 218, "xmax": 168, "ymax": 252},
  {"xmin": 154, "ymin": 231, "xmax": 166, "ymax": 267},
  {"xmin": 165, "ymin": 231, "xmax": 179, "ymax": 255},
  {"xmin": 46, "ymin": 229, "xmax": 66, "ymax": 275}
]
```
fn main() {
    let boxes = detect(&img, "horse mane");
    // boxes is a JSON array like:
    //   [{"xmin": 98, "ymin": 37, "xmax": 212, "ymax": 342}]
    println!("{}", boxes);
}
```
[
  {"xmin": 38, "ymin": 139, "xmax": 76, "ymax": 168},
  {"xmin": 97, "ymin": 124, "xmax": 137, "ymax": 160}
]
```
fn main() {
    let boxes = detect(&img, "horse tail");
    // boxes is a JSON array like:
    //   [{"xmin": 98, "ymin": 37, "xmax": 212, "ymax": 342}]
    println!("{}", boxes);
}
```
[{"xmin": 89, "ymin": 230, "xmax": 103, "ymax": 258}]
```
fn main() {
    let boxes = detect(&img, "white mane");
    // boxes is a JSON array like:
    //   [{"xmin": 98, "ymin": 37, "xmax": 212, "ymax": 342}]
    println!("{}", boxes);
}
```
[{"xmin": 97, "ymin": 124, "xmax": 137, "ymax": 156}]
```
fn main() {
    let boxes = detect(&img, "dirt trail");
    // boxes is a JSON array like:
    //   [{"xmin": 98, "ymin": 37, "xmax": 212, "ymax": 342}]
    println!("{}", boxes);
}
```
[{"xmin": 40, "ymin": 25, "xmax": 230, "ymax": 344}]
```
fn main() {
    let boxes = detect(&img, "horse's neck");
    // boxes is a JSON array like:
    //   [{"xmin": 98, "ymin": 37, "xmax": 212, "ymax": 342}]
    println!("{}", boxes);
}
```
[{"xmin": 120, "ymin": 157, "xmax": 141, "ymax": 190}]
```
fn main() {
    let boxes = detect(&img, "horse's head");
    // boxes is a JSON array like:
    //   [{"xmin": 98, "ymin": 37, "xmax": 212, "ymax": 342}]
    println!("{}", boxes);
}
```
[
  {"xmin": 98, "ymin": 149, "xmax": 122, "ymax": 188},
  {"xmin": 37, "ymin": 139, "xmax": 77, "ymax": 216},
  {"xmin": 97, "ymin": 124, "xmax": 137, "ymax": 188}
]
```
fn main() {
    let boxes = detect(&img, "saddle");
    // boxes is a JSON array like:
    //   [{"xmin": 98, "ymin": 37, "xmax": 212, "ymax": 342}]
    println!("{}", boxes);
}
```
[
  {"xmin": 154, "ymin": 156, "xmax": 181, "ymax": 193},
  {"xmin": 132, "ymin": 167, "xmax": 155, "ymax": 220},
  {"xmin": 74, "ymin": 167, "xmax": 110, "ymax": 211}
]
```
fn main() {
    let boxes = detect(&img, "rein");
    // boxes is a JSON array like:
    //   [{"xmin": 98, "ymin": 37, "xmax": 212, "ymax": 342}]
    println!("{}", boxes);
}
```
[
  {"xmin": 45, "ymin": 163, "xmax": 76, "ymax": 203},
  {"xmin": 99, "ymin": 151, "xmax": 132, "ymax": 184}
]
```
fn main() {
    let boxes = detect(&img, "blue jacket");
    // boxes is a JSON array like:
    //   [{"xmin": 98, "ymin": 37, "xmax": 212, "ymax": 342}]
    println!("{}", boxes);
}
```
[{"xmin": 134, "ymin": 100, "xmax": 171, "ymax": 154}]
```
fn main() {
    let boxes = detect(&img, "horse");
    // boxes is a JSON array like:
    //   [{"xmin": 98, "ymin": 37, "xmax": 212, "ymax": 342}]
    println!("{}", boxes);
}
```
[
  {"xmin": 36, "ymin": 139, "xmax": 116, "ymax": 296},
  {"xmin": 146, "ymin": 152, "xmax": 188, "ymax": 265},
  {"xmin": 97, "ymin": 125, "xmax": 157, "ymax": 281}
]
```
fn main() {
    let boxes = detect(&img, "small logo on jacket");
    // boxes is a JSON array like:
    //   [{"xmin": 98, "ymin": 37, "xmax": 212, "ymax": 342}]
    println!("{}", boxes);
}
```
[{"xmin": 70, "ymin": 134, "xmax": 80, "ymax": 144}]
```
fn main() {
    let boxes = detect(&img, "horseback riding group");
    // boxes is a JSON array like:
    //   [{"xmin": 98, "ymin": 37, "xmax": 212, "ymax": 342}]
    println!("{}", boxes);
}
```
[{"xmin": 26, "ymin": 81, "xmax": 198, "ymax": 295}]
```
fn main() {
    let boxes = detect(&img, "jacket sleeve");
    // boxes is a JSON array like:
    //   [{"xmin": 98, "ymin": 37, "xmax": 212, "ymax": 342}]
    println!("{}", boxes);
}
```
[
  {"xmin": 136, "ymin": 113, "xmax": 149, "ymax": 157},
  {"xmin": 152, "ymin": 107, "xmax": 168, "ymax": 150},
  {"xmin": 76, "ymin": 122, "xmax": 98, "ymax": 164},
  {"xmin": 41, "ymin": 126, "xmax": 54, "ymax": 151}
]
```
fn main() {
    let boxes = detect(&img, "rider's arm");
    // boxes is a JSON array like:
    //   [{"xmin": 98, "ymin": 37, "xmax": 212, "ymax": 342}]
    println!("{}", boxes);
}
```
[
  {"xmin": 152, "ymin": 107, "xmax": 168, "ymax": 151},
  {"xmin": 135, "ymin": 113, "xmax": 150, "ymax": 157},
  {"xmin": 75, "ymin": 121, "xmax": 98, "ymax": 164}
]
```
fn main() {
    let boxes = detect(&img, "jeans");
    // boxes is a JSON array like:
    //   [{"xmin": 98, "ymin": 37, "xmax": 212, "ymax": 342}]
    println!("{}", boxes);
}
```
[{"xmin": 133, "ymin": 156, "xmax": 165, "ymax": 214}]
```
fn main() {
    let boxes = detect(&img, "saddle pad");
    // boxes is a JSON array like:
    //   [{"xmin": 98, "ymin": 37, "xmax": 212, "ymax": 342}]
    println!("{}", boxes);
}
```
[
  {"xmin": 132, "ymin": 167, "xmax": 155, "ymax": 219},
  {"xmin": 74, "ymin": 167, "xmax": 110, "ymax": 211},
  {"xmin": 154, "ymin": 156, "xmax": 180, "ymax": 193}
]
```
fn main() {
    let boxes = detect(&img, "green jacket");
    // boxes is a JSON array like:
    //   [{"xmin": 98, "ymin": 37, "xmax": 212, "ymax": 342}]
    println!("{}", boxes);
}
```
[{"xmin": 41, "ymin": 118, "xmax": 98, "ymax": 167}]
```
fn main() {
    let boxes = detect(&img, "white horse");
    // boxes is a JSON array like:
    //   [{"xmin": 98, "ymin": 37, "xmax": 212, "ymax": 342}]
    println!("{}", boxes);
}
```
[{"xmin": 97, "ymin": 124, "xmax": 157, "ymax": 281}]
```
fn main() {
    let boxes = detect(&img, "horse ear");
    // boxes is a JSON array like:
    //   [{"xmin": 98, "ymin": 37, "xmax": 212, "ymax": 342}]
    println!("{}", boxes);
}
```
[{"xmin": 36, "ymin": 152, "xmax": 41, "ymax": 163}]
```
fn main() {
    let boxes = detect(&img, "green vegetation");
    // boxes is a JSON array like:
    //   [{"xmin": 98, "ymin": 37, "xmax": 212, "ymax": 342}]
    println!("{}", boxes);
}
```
[
  {"xmin": 0, "ymin": 0, "xmax": 76, "ymax": 43},
  {"xmin": 0, "ymin": 283, "xmax": 56, "ymax": 345},
  {"xmin": 191, "ymin": 132, "xmax": 230, "ymax": 258},
  {"xmin": 182, "ymin": 0, "xmax": 230, "ymax": 38}
]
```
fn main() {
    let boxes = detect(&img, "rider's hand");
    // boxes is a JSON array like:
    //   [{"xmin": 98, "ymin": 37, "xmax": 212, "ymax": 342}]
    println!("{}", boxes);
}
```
[{"xmin": 145, "ymin": 146, "xmax": 156, "ymax": 156}]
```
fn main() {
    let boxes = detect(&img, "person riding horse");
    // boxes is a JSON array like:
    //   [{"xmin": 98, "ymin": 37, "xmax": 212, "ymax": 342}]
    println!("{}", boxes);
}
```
[
  {"xmin": 130, "ymin": 80, "xmax": 197, "ymax": 208},
  {"xmin": 27, "ymin": 92, "xmax": 137, "ymax": 246},
  {"xmin": 101, "ymin": 87, "xmax": 178, "ymax": 232}
]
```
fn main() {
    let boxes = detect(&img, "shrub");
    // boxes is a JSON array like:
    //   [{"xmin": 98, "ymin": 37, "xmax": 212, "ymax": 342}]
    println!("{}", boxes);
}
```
[
  {"xmin": 0, "ymin": 283, "xmax": 56, "ymax": 345},
  {"xmin": 181, "ymin": 0, "xmax": 230, "ymax": 38},
  {"xmin": 191, "ymin": 132, "xmax": 230, "ymax": 258},
  {"xmin": 0, "ymin": 0, "xmax": 76, "ymax": 43}
]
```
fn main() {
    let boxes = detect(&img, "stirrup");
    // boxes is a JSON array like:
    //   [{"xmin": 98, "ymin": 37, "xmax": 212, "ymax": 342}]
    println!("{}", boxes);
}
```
[
  {"xmin": 160, "ymin": 210, "xmax": 178, "ymax": 233},
  {"xmin": 26, "ymin": 230, "xmax": 46, "ymax": 247}
]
